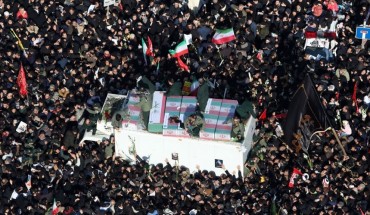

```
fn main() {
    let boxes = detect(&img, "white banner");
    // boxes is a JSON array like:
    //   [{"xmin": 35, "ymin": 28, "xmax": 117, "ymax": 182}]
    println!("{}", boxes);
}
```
[
  {"xmin": 104, "ymin": 0, "xmax": 115, "ymax": 7},
  {"xmin": 16, "ymin": 121, "xmax": 27, "ymax": 133},
  {"xmin": 305, "ymin": 38, "xmax": 328, "ymax": 49}
]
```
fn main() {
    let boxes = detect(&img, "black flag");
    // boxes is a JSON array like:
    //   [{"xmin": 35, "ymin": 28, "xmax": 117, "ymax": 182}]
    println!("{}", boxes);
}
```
[{"xmin": 283, "ymin": 75, "xmax": 331, "ymax": 152}]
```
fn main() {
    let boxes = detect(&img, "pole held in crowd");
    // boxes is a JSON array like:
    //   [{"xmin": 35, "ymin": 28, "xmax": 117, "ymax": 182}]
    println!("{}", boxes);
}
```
[{"xmin": 331, "ymin": 127, "xmax": 347, "ymax": 157}]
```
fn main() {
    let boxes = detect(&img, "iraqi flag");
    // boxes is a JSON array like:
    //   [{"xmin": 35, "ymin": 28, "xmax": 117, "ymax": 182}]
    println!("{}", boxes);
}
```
[
  {"xmin": 52, "ymin": 199, "xmax": 59, "ymax": 215},
  {"xmin": 305, "ymin": 31, "xmax": 336, "ymax": 39},
  {"xmin": 288, "ymin": 168, "xmax": 302, "ymax": 188},
  {"xmin": 212, "ymin": 28, "xmax": 236, "ymax": 45}
]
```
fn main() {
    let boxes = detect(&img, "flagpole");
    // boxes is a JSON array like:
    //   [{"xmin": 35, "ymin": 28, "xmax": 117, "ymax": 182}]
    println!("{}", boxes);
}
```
[
  {"xmin": 10, "ymin": 28, "xmax": 27, "ymax": 58},
  {"xmin": 223, "ymin": 87, "xmax": 227, "ymax": 99},
  {"xmin": 190, "ymin": 43, "xmax": 202, "ymax": 61},
  {"xmin": 215, "ymin": 45, "xmax": 224, "ymax": 66},
  {"xmin": 331, "ymin": 128, "xmax": 347, "ymax": 157}
]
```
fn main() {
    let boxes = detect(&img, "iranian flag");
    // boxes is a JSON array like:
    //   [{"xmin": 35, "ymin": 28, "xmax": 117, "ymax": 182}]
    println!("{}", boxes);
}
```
[
  {"xmin": 52, "ymin": 199, "xmax": 59, "ymax": 215},
  {"xmin": 169, "ymin": 40, "xmax": 188, "ymax": 58},
  {"xmin": 169, "ymin": 40, "xmax": 190, "ymax": 72},
  {"xmin": 212, "ymin": 28, "xmax": 236, "ymax": 45},
  {"xmin": 141, "ymin": 38, "xmax": 148, "ymax": 65}
]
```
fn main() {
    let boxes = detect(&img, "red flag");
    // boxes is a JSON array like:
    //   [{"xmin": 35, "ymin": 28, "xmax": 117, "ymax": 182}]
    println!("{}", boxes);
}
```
[
  {"xmin": 352, "ymin": 82, "xmax": 359, "ymax": 113},
  {"xmin": 259, "ymin": 109, "xmax": 267, "ymax": 121},
  {"xmin": 146, "ymin": 36, "xmax": 154, "ymax": 57},
  {"xmin": 288, "ymin": 168, "xmax": 302, "ymax": 188},
  {"xmin": 17, "ymin": 63, "xmax": 28, "ymax": 96},
  {"xmin": 176, "ymin": 56, "xmax": 189, "ymax": 72}
]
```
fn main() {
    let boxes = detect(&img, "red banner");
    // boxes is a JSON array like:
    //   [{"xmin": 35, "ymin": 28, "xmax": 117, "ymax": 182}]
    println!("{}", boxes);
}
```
[{"xmin": 17, "ymin": 63, "xmax": 28, "ymax": 96}]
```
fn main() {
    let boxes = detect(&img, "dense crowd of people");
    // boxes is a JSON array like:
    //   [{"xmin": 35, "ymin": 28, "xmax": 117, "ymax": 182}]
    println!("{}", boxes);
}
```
[{"xmin": 0, "ymin": 0, "xmax": 369, "ymax": 214}]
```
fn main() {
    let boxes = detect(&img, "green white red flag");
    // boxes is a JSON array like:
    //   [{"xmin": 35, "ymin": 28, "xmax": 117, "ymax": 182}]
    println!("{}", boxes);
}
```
[
  {"xmin": 169, "ymin": 40, "xmax": 188, "ymax": 58},
  {"xmin": 52, "ymin": 199, "xmax": 59, "ymax": 215},
  {"xmin": 169, "ymin": 40, "xmax": 189, "ymax": 72},
  {"xmin": 212, "ymin": 28, "xmax": 236, "ymax": 45}
]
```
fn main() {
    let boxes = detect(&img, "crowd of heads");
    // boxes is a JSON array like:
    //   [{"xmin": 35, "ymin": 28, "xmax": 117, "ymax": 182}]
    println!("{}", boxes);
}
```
[{"xmin": 0, "ymin": 0, "xmax": 369, "ymax": 214}]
